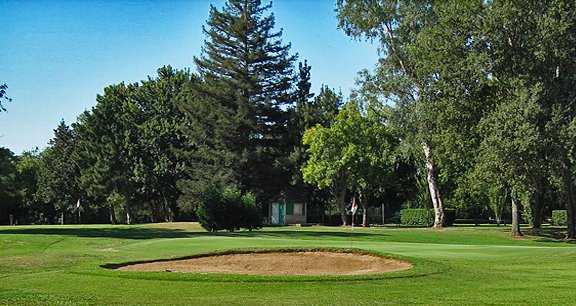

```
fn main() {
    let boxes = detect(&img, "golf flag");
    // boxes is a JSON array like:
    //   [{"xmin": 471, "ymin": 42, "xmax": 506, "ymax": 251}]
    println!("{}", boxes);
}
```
[{"xmin": 351, "ymin": 196, "xmax": 358, "ymax": 215}]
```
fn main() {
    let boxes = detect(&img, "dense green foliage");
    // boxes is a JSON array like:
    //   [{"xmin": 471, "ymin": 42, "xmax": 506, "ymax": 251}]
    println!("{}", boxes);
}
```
[
  {"xmin": 552, "ymin": 210, "xmax": 568, "ymax": 226},
  {"xmin": 399, "ymin": 209, "xmax": 454, "ymax": 227},
  {"xmin": 191, "ymin": 0, "xmax": 296, "ymax": 204},
  {"xmin": 400, "ymin": 209, "xmax": 433, "ymax": 226},
  {"xmin": 1, "ymin": 224, "xmax": 576, "ymax": 305},
  {"xmin": 336, "ymin": 0, "xmax": 576, "ymax": 236},
  {"xmin": 196, "ymin": 185, "xmax": 261, "ymax": 232},
  {"xmin": 2, "ymin": 0, "xmax": 576, "ymax": 238},
  {"xmin": 302, "ymin": 102, "xmax": 397, "ymax": 226}
]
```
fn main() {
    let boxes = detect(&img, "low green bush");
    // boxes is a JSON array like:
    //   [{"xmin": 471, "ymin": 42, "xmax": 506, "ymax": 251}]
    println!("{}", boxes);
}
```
[
  {"xmin": 196, "ymin": 185, "xmax": 262, "ymax": 232},
  {"xmin": 400, "ymin": 209, "xmax": 433, "ymax": 226},
  {"xmin": 400, "ymin": 208, "xmax": 455, "ymax": 227},
  {"xmin": 552, "ymin": 210, "xmax": 567, "ymax": 226}
]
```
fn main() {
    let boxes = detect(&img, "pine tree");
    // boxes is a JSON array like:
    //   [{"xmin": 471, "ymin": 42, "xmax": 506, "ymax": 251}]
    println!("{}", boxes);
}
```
[
  {"xmin": 131, "ymin": 66, "xmax": 192, "ymax": 222},
  {"xmin": 193, "ymin": 0, "xmax": 297, "ymax": 202},
  {"xmin": 37, "ymin": 121, "xmax": 80, "ymax": 224},
  {"xmin": 294, "ymin": 60, "xmax": 314, "ymax": 132},
  {"xmin": 75, "ymin": 84, "xmax": 139, "ymax": 224},
  {"xmin": 288, "ymin": 60, "xmax": 314, "ymax": 185}
]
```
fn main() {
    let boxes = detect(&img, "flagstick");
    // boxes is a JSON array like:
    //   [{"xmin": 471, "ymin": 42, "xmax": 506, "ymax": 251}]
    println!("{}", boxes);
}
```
[{"xmin": 350, "ymin": 195, "xmax": 357, "ymax": 249}]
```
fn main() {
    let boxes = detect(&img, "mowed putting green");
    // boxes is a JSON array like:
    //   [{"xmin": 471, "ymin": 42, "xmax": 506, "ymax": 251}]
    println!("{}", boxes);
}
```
[{"xmin": 1, "ymin": 223, "xmax": 575, "ymax": 305}]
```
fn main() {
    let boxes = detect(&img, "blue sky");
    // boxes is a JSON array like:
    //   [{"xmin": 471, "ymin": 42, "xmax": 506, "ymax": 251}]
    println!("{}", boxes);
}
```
[{"xmin": 0, "ymin": 0, "xmax": 378, "ymax": 154}]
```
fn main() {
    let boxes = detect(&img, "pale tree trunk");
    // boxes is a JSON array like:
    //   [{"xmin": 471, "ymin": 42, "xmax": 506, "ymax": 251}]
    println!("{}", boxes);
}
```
[
  {"xmin": 125, "ymin": 209, "xmax": 131, "ymax": 225},
  {"xmin": 511, "ymin": 193, "xmax": 523, "ymax": 237},
  {"xmin": 422, "ymin": 142, "xmax": 444, "ymax": 228},
  {"xmin": 335, "ymin": 174, "xmax": 348, "ymax": 226},
  {"xmin": 495, "ymin": 210, "xmax": 502, "ymax": 227},
  {"xmin": 60, "ymin": 212, "xmax": 64, "ymax": 225},
  {"xmin": 359, "ymin": 191, "xmax": 368, "ymax": 227},
  {"xmin": 163, "ymin": 193, "xmax": 174, "ymax": 223},
  {"xmin": 109, "ymin": 205, "xmax": 117, "ymax": 224}
]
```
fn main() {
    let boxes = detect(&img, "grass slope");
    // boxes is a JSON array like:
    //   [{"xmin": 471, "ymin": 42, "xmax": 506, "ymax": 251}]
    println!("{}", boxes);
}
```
[{"xmin": 0, "ymin": 223, "xmax": 575, "ymax": 305}]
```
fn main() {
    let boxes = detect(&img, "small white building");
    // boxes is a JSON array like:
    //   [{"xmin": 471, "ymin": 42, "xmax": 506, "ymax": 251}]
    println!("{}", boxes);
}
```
[{"xmin": 268, "ymin": 190, "xmax": 307, "ymax": 225}]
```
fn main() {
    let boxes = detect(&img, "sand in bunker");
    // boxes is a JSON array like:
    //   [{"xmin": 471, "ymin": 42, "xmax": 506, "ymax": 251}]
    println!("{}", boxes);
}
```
[{"xmin": 118, "ymin": 252, "xmax": 412, "ymax": 275}]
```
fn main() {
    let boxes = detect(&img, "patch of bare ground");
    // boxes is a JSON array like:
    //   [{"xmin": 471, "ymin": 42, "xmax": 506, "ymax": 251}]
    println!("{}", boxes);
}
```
[{"xmin": 118, "ymin": 251, "xmax": 412, "ymax": 275}]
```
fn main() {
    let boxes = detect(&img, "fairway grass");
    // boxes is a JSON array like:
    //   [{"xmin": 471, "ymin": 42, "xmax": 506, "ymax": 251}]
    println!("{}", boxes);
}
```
[{"xmin": 1, "ymin": 223, "xmax": 575, "ymax": 305}]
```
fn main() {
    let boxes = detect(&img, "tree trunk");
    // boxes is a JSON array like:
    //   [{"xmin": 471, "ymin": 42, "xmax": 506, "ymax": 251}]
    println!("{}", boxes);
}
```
[
  {"xmin": 60, "ymin": 211, "xmax": 64, "ymax": 225},
  {"xmin": 335, "ymin": 174, "xmax": 348, "ymax": 226},
  {"xmin": 561, "ymin": 158, "xmax": 576, "ymax": 239},
  {"xmin": 125, "ymin": 209, "xmax": 131, "ymax": 225},
  {"xmin": 528, "ymin": 181, "xmax": 544, "ymax": 230},
  {"xmin": 109, "ymin": 205, "xmax": 117, "ymax": 225},
  {"xmin": 511, "ymin": 193, "xmax": 523, "ymax": 237},
  {"xmin": 162, "ymin": 193, "xmax": 174, "ymax": 223},
  {"xmin": 422, "ymin": 142, "xmax": 444, "ymax": 228},
  {"xmin": 359, "ymin": 191, "xmax": 368, "ymax": 227},
  {"xmin": 495, "ymin": 211, "xmax": 502, "ymax": 227}
]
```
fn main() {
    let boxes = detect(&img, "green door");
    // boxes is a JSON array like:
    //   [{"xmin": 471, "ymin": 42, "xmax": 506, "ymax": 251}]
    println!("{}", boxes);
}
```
[{"xmin": 279, "ymin": 203, "xmax": 285, "ymax": 225}]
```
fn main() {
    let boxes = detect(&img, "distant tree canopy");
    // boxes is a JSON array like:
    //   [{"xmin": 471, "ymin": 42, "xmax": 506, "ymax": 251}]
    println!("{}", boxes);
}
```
[
  {"xmin": 302, "ymin": 102, "xmax": 397, "ymax": 226},
  {"xmin": 337, "ymin": 0, "xmax": 576, "ymax": 236},
  {"xmin": 191, "ymin": 0, "xmax": 297, "ymax": 204},
  {"xmin": 3, "ymin": 0, "xmax": 576, "ymax": 238}
]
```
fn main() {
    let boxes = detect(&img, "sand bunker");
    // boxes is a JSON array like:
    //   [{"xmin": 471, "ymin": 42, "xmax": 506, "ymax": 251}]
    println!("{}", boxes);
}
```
[{"xmin": 117, "ymin": 251, "xmax": 412, "ymax": 275}]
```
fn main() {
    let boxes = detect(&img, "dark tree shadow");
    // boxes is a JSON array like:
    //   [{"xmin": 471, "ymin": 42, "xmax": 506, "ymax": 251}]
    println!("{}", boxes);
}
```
[
  {"xmin": 0, "ymin": 226, "xmax": 386, "ymax": 241},
  {"xmin": 529, "ymin": 227, "xmax": 576, "ymax": 243}
]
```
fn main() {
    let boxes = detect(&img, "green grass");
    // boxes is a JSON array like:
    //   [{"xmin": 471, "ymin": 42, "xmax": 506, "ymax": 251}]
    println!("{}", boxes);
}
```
[{"xmin": 1, "ymin": 223, "xmax": 575, "ymax": 305}]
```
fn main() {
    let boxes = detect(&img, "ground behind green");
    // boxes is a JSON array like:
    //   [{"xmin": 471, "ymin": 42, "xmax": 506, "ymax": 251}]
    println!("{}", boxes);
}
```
[{"xmin": 1, "ymin": 223, "xmax": 575, "ymax": 305}]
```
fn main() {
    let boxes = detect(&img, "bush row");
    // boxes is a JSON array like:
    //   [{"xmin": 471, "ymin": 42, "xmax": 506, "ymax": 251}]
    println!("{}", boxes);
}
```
[
  {"xmin": 196, "ymin": 185, "xmax": 262, "ymax": 232},
  {"xmin": 400, "ymin": 208, "xmax": 455, "ymax": 226},
  {"xmin": 552, "ymin": 210, "xmax": 567, "ymax": 226}
]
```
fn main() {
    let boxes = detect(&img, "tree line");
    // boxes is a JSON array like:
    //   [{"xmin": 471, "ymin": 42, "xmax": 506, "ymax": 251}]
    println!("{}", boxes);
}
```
[{"xmin": 2, "ymin": 0, "xmax": 576, "ymax": 238}]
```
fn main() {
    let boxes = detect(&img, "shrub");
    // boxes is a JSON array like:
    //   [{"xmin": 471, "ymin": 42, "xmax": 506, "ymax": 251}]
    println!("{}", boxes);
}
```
[
  {"xmin": 400, "ymin": 209, "xmax": 433, "ymax": 226},
  {"xmin": 552, "ymin": 210, "xmax": 567, "ymax": 226},
  {"xmin": 196, "ymin": 185, "xmax": 262, "ymax": 232},
  {"xmin": 400, "ymin": 208, "xmax": 455, "ymax": 226}
]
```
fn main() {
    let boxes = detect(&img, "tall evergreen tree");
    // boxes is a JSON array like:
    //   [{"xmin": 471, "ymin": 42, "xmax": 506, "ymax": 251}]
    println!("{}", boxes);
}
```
[
  {"xmin": 193, "ymin": 0, "xmax": 297, "ymax": 202},
  {"xmin": 37, "ymin": 121, "xmax": 80, "ymax": 224},
  {"xmin": 0, "ymin": 148, "xmax": 18, "ymax": 224},
  {"xmin": 131, "ymin": 66, "xmax": 192, "ymax": 222},
  {"xmin": 75, "ymin": 84, "xmax": 140, "ymax": 224},
  {"xmin": 176, "ymin": 76, "xmax": 240, "ymax": 214},
  {"xmin": 288, "ymin": 60, "xmax": 314, "ymax": 185}
]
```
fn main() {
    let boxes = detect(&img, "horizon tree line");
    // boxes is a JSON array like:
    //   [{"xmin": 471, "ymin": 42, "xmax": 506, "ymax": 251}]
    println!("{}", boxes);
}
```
[{"xmin": 2, "ymin": 0, "xmax": 576, "ymax": 238}]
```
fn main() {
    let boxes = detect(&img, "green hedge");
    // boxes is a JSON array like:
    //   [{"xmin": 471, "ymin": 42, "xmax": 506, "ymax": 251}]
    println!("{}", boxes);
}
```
[
  {"xmin": 400, "ymin": 209, "xmax": 432, "ymax": 226},
  {"xmin": 552, "ymin": 210, "xmax": 567, "ymax": 226},
  {"xmin": 196, "ymin": 185, "xmax": 262, "ymax": 232},
  {"xmin": 400, "ymin": 208, "xmax": 455, "ymax": 227}
]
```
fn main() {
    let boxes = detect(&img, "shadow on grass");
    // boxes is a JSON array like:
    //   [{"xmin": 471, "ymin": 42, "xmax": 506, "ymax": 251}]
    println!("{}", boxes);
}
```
[
  {"xmin": 529, "ymin": 227, "xmax": 576, "ymax": 244},
  {"xmin": 0, "ymin": 227, "xmax": 387, "ymax": 241}
]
